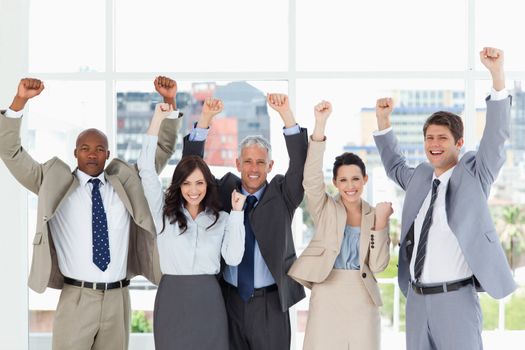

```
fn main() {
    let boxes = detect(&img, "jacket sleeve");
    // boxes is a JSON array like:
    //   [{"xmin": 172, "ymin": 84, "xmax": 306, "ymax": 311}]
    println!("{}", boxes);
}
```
[
  {"xmin": 302, "ymin": 139, "xmax": 331, "ymax": 226},
  {"xmin": 367, "ymin": 223, "xmax": 390, "ymax": 274},
  {"xmin": 280, "ymin": 128, "xmax": 308, "ymax": 210},
  {"xmin": 373, "ymin": 129, "xmax": 415, "ymax": 191},
  {"xmin": 0, "ymin": 112, "xmax": 48, "ymax": 194},
  {"xmin": 154, "ymin": 118, "xmax": 181, "ymax": 174}
]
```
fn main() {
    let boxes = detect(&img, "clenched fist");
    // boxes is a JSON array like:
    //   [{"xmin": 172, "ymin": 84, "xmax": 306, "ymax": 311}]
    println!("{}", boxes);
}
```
[
  {"xmin": 154, "ymin": 76, "xmax": 178, "ymax": 106},
  {"xmin": 374, "ymin": 202, "xmax": 393, "ymax": 231},
  {"xmin": 231, "ymin": 190, "xmax": 247, "ymax": 211},
  {"xmin": 375, "ymin": 97, "xmax": 394, "ymax": 131},
  {"xmin": 9, "ymin": 78, "xmax": 44, "ymax": 111}
]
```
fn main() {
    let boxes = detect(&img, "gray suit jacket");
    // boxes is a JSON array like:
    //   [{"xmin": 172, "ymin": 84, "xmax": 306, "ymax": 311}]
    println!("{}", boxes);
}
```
[
  {"xmin": 0, "ymin": 112, "xmax": 180, "ymax": 293},
  {"xmin": 374, "ymin": 96, "xmax": 516, "ymax": 299},
  {"xmin": 182, "ymin": 130, "xmax": 308, "ymax": 312}
]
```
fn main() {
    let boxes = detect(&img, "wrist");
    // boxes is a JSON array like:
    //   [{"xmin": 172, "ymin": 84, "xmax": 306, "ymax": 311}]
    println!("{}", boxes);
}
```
[
  {"xmin": 280, "ymin": 111, "xmax": 296, "ymax": 128},
  {"xmin": 197, "ymin": 116, "xmax": 211, "ymax": 129},
  {"xmin": 163, "ymin": 97, "xmax": 177, "ymax": 109},
  {"xmin": 377, "ymin": 118, "xmax": 391, "ymax": 131},
  {"xmin": 10, "ymin": 96, "xmax": 29, "ymax": 112}
]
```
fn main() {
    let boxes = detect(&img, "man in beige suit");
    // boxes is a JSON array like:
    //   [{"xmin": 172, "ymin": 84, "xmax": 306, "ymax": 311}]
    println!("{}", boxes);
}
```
[{"xmin": 0, "ymin": 77, "xmax": 180, "ymax": 350}]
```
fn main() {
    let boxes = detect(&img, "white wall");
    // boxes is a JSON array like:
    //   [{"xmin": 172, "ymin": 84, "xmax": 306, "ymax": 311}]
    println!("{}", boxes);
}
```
[{"xmin": 0, "ymin": 0, "xmax": 29, "ymax": 349}]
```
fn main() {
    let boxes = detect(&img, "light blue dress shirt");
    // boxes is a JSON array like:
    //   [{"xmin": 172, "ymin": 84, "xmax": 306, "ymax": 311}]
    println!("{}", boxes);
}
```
[
  {"xmin": 334, "ymin": 225, "xmax": 361, "ymax": 270},
  {"xmin": 189, "ymin": 123, "xmax": 301, "ymax": 287}
]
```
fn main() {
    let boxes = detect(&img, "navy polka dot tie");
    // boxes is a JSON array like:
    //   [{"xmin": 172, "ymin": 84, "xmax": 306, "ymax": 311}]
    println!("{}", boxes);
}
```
[{"xmin": 89, "ymin": 178, "xmax": 110, "ymax": 271}]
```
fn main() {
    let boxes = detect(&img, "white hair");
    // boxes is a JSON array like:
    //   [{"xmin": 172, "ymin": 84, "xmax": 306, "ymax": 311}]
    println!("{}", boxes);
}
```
[{"xmin": 238, "ymin": 135, "xmax": 272, "ymax": 160}]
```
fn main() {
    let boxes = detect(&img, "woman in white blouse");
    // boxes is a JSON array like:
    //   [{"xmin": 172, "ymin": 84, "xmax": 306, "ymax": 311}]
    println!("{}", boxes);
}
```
[{"xmin": 138, "ymin": 102, "xmax": 246, "ymax": 350}]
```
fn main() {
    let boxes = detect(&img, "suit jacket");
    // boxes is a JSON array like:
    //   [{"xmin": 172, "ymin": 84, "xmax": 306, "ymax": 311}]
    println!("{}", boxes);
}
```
[
  {"xmin": 374, "ymin": 96, "xmax": 517, "ymax": 299},
  {"xmin": 0, "ymin": 112, "xmax": 180, "ymax": 293},
  {"xmin": 287, "ymin": 139, "xmax": 390, "ymax": 307},
  {"xmin": 182, "ymin": 129, "xmax": 308, "ymax": 312}
]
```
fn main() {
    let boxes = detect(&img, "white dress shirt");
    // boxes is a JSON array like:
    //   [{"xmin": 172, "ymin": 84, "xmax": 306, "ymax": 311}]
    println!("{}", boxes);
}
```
[
  {"xmin": 138, "ymin": 135, "xmax": 245, "ymax": 275},
  {"xmin": 4, "ymin": 109, "xmax": 131, "ymax": 282},
  {"xmin": 409, "ymin": 167, "xmax": 473, "ymax": 283},
  {"xmin": 48, "ymin": 170, "xmax": 130, "ymax": 282}
]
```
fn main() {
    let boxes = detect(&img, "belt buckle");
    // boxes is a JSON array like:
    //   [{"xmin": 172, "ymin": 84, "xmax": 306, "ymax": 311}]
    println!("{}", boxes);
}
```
[
  {"xmin": 443, "ymin": 282, "xmax": 448, "ymax": 293},
  {"xmin": 92, "ymin": 282, "xmax": 97, "ymax": 290},
  {"xmin": 418, "ymin": 286, "xmax": 424, "ymax": 294}
]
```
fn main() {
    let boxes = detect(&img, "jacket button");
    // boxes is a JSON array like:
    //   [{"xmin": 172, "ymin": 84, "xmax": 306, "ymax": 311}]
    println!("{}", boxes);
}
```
[
  {"xmin": 371, "ymin": 245, "xmax": 375, "ymax": 249},
  {"xmin": 398, "ymin": 243, "xmax": 401, "ymax": 247},
  {"xmin": 362, "ymin": 273, "xmax": 367, "ymax": 278}
]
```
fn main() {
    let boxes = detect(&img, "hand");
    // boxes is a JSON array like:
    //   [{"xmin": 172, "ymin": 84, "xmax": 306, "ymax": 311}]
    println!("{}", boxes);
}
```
[
  {"xmin": 267, "ymin": 93, "xmax": 290, "ymax": 114},
  {"xmin": 154, "ymin": 76, "xmax": 177, "ymax": 107},
  {"xmin": 231, "ymin": 190, "xmax": 247, "ymax": 211},
  {"xmin": 375, "ymin": 97, "xmax": 394, "ymax": 131},
  {"xmin": 314, "ymin": 100, "xmax": 332, "ymax": 123},
  {"xmin": 374, "ymin": 202, "xmax": 393, "ymax": 231},
  {"xmin": 199, "ymin": 97, "xmax": 224, "ymax": 125},
  {"xmin": 10, "ymin": 78, "xmax": 45, "ymax": 111},
  {"xmin": 479, "ymin": 47, "xmax": 505, "ymax": 91},
  {"xmin": 153, "ymin": 103, "xmax": 173, "ymax": 120},
  {"xmin": 267, "ymin": 93, "xmax": 296, "ymax": 128}
]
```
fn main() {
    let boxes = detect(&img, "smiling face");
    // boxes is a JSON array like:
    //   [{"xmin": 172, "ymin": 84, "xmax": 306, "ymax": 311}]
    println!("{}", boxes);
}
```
[
  {"xmin": 181, "ymin": 168, "xmax": 207, "ymax": 209},
  {"xmin": 236, "ymin": 144, "xmax": 274, "ymax": 194},
  {"xmin": 74, "ymin": 129, "xmax": 109, "ymax": 177},
  {"xmin": 333, "ymin": 164, "xmax": 368, "ymax": 205},
  {"xmin": 424, "ymin": 124, "xmax": 464, "ymax": 176}
]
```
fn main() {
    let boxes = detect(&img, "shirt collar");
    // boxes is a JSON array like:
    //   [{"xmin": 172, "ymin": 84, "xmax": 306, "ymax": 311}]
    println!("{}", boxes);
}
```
[
  {"xmin": 76, "ymin": 169, "xmax": 106, "ymax": 188},
  {"xmin": 433, "ymin": 165, "xmax": 455, "ymax": 187},
  {"xmin": 240, "ymin": 184, "xmax": 266, "ymax": 201}
]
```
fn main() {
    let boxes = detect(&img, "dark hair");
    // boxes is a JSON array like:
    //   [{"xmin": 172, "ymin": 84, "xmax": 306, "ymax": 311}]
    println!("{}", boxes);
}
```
[
  {"xmin": 162, "ymin": 155, "xmax": 220, "ymax": 234},
  {"xmin": 332, "ymin": 152, "xmax": 366, "ymax": 179},
  {"xmin": 423, "ymin": 111, "xmax": 464, "ymax": 143}
]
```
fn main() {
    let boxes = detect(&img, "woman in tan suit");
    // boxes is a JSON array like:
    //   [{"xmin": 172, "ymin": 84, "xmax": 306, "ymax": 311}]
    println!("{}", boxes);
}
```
[{"xmin": 288, "ymin": 101, "xmax": 392, "ymax": 350}]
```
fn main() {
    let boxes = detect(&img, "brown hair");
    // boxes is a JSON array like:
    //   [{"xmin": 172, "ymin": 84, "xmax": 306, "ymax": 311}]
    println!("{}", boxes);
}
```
[{"xmin": 423, "ymin": 111, "xmax": 464, "ymax": 143}]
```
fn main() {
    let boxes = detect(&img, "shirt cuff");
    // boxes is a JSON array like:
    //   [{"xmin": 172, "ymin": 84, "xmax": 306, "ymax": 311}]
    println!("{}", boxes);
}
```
[
  {"xmin": 283, "ymin": 123, "xmax": 301, "ymax": 136},
  {"xmin": 189, "ymin": 126, "xmax": 209, "ymax": 141},
  {"xmin": 5, "ymin": 108, "xmax": 23, "ymax": 118},
  {"xmin": 373, "ymin": 127, "xmax": 393, "ymax": 136},
  {"xmin": 490, "ymin": 88, "xmax": 508, "ymax": 101}
]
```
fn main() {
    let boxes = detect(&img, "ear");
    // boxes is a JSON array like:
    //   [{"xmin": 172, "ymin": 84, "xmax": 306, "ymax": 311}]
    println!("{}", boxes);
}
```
[
  {"xmin": 456, "ymin": 137, "xmax": 464, "ymax": 149},
  {"xmin": 363, "ymin": 174, "xmax": 369, "ymax": 185},
  {"xmin": 73, "ymin": 148, "xmax": 77, "ymax": 159},
  {"xmin": 332, "ymin": 178, "xmax": 337, "ymax": 186},
  {"xmin": 236, "ymin": 158, "xmax": 241, "ymax": 172},
  {"xmin": 106, "ymin": 150, "xmax": 110, "ymax": 160},
  {"xmin": 267, "ymin": 160, "xmax": 274, "ymax": 173}
]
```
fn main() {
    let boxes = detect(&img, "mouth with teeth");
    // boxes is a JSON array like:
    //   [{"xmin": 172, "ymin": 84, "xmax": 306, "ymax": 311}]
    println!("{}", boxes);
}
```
[
  {"xmin": 344, "ymin": 190, "xmax": 358, "ymax": 196},
  {"xmin": 429, "ymin": 150, "xmax": 444, "ymax": 156}
]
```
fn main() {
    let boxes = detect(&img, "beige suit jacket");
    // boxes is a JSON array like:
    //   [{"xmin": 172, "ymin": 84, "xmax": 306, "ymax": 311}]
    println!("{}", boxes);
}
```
[
  {"xmin": 288, "ymin": 139, "xmax": 390, "ymax": 306},
  {"xmin": 0, "ymin": 112, "xmax": 180, "ymax": 293}
]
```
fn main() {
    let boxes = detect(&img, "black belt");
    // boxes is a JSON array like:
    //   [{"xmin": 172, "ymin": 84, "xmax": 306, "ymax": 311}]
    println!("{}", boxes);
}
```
[
  {"xmin": 411, "ymin": 277, "xmax": 474, "ymax": 295},
  {"xmin": 64, "ymin": 277, "xmax": 130, "ymax": 290},
  {"xmin": 223, "ymin": 281, "xmax": 278, "ymax": 298}
]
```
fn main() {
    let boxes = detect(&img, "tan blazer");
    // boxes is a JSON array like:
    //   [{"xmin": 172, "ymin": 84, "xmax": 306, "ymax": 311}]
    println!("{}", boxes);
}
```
[
  {"xmin": 288, "ymin": 139, "xmax": 390, "ymax": 306},
  {"xmin": 0, "ymin": 112, "xmax": 180, "ymax": 293}
]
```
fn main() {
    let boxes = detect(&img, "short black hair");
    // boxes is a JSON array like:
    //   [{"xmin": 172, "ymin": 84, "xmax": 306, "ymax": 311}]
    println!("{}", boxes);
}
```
[{"xmin": 333, "ymin": 152, "xmax": 366, "ymax": 179}]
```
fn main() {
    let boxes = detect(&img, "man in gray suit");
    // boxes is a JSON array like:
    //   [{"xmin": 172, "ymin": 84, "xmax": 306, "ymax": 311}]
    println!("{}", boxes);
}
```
[
  {"xmin": 0, "ymin": 77, "xmax": 180, "ymax": 350},
  {"xmin": 182, "ymin": 94, "xmax": 307, "ymax": 350},
  {"xmin": 374, "ymin": 47, "xmax": 516, "ymax": 349}
]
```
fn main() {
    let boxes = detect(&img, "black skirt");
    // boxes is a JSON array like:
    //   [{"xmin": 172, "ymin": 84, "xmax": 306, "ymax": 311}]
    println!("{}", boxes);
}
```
[{"xmin": 153, "ymin": 274, "xmax": 228, "ymax": 350}]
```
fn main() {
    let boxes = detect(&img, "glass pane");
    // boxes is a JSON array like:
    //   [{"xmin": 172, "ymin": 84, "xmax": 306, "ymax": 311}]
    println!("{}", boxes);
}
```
[
  {"xmin": 115, "ymin": 0, "xmax": 288, "ymax": 72},
  {"xmin": 26, "ymin": 81, "xmax": 106, "ymax": 334},
  {"xmin": 475, "ymin": 0, "xmax": 525, "ymax": 71},
  {"xmin": 297, "ymin": 0, "xmax": 466, "ymax": 71},
  {"xmin": 29, "ymin": 0, "xmax": 105, "ymax": 73}
]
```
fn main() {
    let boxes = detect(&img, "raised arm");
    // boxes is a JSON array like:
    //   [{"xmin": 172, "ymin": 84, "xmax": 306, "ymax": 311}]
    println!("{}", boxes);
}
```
[
  {"xmin": 303, "ymin": 101, "xmax": 333, "ymax": 223},
  {"xmin": 0, "ymin": 78, "xmax": 47, "ymax": 194},
  {"xmin": 475, "ymin": 47, "xmax": 511, "ymax": 189},
  {"xmin": 182, "ymin": 97, "xmax": 224, "ymax": 158},
  {"xmin": 137, "ymin": 103, "xmax": 174, "ymax": 233},
  {"xmin": 267, "ymin": 93, "xmax": 308, "ymax": 209},
  {"xmin": 221, "ymin": 190, "xmax": 246, "ymax": 265},
  {"xmin": 373, "ymin": 98, "xmax": 415, "ymax": 191},
  {"xmin": 153, "ymin": 76, "xmax": 182, "ymax": 173}
]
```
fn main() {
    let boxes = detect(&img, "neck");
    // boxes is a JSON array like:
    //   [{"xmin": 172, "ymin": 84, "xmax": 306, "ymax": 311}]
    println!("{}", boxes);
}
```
[{"xmin": 186, "ymin": 204, "xmax": 201, "ymax": 220}]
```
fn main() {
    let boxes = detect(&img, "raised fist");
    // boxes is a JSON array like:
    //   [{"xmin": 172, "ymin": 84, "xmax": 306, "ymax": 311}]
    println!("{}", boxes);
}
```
[
  {"xmin": 16, "ymin": 78, "xmax": 44, "ymax": 100},
  {"xmin": 267, "ymin": 93, "xmax": 290, "ymax": 115},
  {"xmin": 154, "ymin": 76, "xmax": 177, "ymax": 100},
  {"xmin": 201, "ymin": 97, "xmax": 224, "ymax": 121},
  {"xmin": 314, "ymin": 100, "xmax": 332, "ymax": 122}
]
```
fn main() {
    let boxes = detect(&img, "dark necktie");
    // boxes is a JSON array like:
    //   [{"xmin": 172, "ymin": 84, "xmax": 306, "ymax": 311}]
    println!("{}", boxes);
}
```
[
  {"xmin": 413, "ymin": 178, "xmax": 440, "ymax": 282},
  {"xmin": 89, "ymin": 178, "xmax": 111, "ymax": 272},
  {"xmin": 238, "ymin": 195, "xmax": 257, "ymax": 301}
]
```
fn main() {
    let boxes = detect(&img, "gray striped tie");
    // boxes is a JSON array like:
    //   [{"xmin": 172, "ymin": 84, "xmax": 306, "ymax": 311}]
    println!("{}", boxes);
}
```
[{"xmin": 414, "ymin": 178, "xmax": 441, "ymax": 282}]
